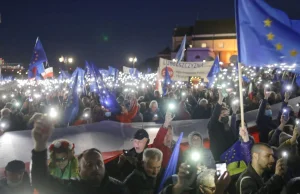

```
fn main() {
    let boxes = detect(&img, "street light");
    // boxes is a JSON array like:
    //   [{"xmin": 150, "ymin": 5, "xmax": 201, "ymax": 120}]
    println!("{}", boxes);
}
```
[
  {"xmin": 129, "ymin": 57, "xmax": 137, "ymax": 68},
  {"xmin": 59, "ymin": 56, "xmax": 73, "ymax": 64}
]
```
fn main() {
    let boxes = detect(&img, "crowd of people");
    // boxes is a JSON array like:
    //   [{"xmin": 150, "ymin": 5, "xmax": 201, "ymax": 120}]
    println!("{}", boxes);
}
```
[{"xmin": 0, "ymin": 70, "xmax": 300, "ymax": 193}]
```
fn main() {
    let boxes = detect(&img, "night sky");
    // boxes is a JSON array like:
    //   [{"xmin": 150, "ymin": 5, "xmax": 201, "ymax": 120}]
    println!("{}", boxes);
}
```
[{"xmin": 0, "ymin": 0, "xmax": 299, "ymax": 69}]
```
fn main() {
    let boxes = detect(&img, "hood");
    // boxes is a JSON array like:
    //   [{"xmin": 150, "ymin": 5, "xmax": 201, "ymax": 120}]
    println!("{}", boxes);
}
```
[
  {"xmin": 188, "ymin": 131, "xmax": 203, "ymax": 146},
  {"xmin": 279, "ymin": 132, "xmax": 293, "ymax": 145}
]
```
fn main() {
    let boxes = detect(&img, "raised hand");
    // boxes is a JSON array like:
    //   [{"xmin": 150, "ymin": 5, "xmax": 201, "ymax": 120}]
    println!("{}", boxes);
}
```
[
  {"xmin": 239, "ymin": 126, "xmax": 250, "ymax": 142},
  {"xmin": 31, "ymin": 116, "xmax": 54, "ymax": 152},
  {"xmin": 164, "ymin": 111, "xmax": 175, "ymax": 128},
  {"xmin": 264, "ymin": 88, "xmax": 271, "ymax": 99},
  {"xmin": 215, "ymin": 171, "xmax": 231, "ymax": 194},
  {"xmin": 275, "ymin": 158, "xmax": 286, "ymax": 177}
]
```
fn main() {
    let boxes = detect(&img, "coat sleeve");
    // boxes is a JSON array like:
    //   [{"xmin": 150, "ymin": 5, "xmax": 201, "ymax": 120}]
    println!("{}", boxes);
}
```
[
  {"xmin": 238, "ymin": 174, "xmax": 285, "ymax": 194},
  {"xmin": 276, "ymin": 101, "xmax": 288, "ymax": 124},
  {"xmin": 230, "ymin": 113, "xmax": 238, "ymax": 138},
  {"xmin": 31, "ymin": 150, "xmax": 65, "ymax": 193},
  {"xmin": 123, "ymin": 172, "xmax": 138, "ymax": 194},
  {"xmin": 128, "ymin": 104, "xmax": 138, "ymax": 120},
  {"xmin": 153, "ymin": 126, "xmax": 168, "ymax": 149},
  {"xmin": 208, "ymin": 103, "xmax": 222, "ymax": 130},
  {"xmin": 256, "ymin": 99, "xmax": 267, "ymax": 124}
]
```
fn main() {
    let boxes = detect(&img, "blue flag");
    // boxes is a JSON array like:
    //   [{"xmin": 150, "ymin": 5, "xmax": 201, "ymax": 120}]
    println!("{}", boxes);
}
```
[
  {"xmin": 158, "ymin": 132, "xmax": 183, "ymax": 193},
  {"xmin": 64, "ymin": 71, "xmax": 79, "ymax": 126},
  {"xmin": 175, "ymin": 35, "xmax": 186, "ymax": 64},
  {"xmin": 207, "ymin": 56, "xmax": 220, "ymax": 87},
  {"xmin": 295, "ymin": 75, "xmax": 300, "ymax": 87},
  {"xmin": 147, "ymin": 67, "xmax": 152, "ymax": 73},
  {"xmin": 236, "ymin": 0, "xmax": 300, "ymax": 68},
  {"xmin": 28, "ymin": 37, "xmax": 47, "ymax": 79},
  {"xmin": 162, "ymin": 66, "xmax": 172, "ymax": 96},
  {"xmin": 58, "ymin": 70, "xmax": 70, "ymax": 80}
]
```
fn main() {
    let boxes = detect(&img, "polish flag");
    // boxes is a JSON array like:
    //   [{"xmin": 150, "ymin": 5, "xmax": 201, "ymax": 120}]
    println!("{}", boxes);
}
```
[
  {"xmin": 248, "ymin": 82, "xmax": 253, "ymax": 100},
  {"xmin": 42, "ymin": 67, "xmax": 54, "ymax": 78}
]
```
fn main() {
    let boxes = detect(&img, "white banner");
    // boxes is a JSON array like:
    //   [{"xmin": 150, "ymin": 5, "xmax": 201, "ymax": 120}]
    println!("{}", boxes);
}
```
[
  {"xmin": 123, "ymin": 66, "xmax": 136, "ymax": 75},
  {"xmin": 158, "ymin": 58, "xmax": 214, "ymax": 82}
]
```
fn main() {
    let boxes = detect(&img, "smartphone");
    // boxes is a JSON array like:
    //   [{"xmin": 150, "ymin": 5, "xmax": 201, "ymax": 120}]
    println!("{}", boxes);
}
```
[
  {"xmin": 216, "ymin": 162, "xmax": 227, "ymax": 177},
  {"xmin": 282, "ymin": 109, "xmax": 290, "ymax": 121},
  {"xmin": 123, "ymin": 149, "xmax": 136, "ymax": 157},
  {"xmin": 222, "ymin": 89, "xmax": 228, "ymax": 98}
]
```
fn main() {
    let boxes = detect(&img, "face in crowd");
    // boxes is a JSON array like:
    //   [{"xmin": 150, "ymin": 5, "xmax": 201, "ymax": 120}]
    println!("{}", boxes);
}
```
[
  {"xmin": 252, "ymin": 145, "xmax": 275, "ymax": 172},
  {"xmin": 150, "ymin": 102, "xmax": 158, "ymax": 113},
  {"xmin": 219, "ymin": 106, "xmax": 229, "ymax": 124},
  {"xmin": 143, "ymin": 158, "xmax": 162, "ymax": 178},
  {"xmin": 133, "ymin": 138, "xmax": 148, "ymax": 154},
  {"xmin": 191, "ymin": 134, "xmax": 202, "ymax": 148},
  {"xmin": 79, "ymin": 149, "xmax": 105, "ymax": 185},
  {"xmin": 55, "ymin": 151, "xmax": 70, "ymax": 170}
]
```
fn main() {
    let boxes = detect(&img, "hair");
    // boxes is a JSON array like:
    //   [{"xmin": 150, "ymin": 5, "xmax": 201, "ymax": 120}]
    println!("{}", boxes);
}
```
[
  {"xmin": 199, "ymin": 98, "xmax": 208, "ymax": 104},
  {"xmin": 149, "ymin": 100, "xmax": 158, "ymax": 109},
  {"xmin": 197, "ymin": 169, "xmax": 216, "ymax": 187},
  {"xmin": 251, "ymin": 143, "xmax": 272, "ymax": 156},
  {"xmin": 143, "ymin": 148, "xmax": 163, "ymax": 163},
  {"xmin": 1, "ymin": 108, "xmax": 11, "ymax": 117},
  {"xmin": 77, "ymin": 148, "xmax": 102, "ymax": 163},
  {"xmin": 286, "ymin": 177, "xmax": 300, "ymax": 194}
]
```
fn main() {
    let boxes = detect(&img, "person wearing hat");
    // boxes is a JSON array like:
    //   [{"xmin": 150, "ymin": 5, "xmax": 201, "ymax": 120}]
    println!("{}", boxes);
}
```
[
  {"xmin": 117, "ymin": 129, "xmax": 150, "ymax": 180},
  {"xmin": 0, "ymin": 160, "xmax": 32, "ymax": 194}
]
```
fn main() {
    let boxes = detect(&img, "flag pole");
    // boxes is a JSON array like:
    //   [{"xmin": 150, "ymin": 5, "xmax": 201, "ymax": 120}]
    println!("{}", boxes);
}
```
[{"xmin": 238, "ymin": 63, "xmax": 245, "ymax": 128}]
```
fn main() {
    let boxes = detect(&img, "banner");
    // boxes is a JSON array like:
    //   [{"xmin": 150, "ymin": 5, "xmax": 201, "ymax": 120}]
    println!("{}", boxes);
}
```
[
  {"xmin": 123, "ymin": 66, "xmax": 137, "ymax": 75},
  {"xmin": 158, "ymin": 58, "xmax": 214, "ymax": 82}
]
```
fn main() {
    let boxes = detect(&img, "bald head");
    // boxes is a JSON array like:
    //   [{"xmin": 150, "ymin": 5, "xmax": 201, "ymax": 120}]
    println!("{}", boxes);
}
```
[{"xmin": 251, "ymin": 143, "xmax": 272, "ymax": 156}]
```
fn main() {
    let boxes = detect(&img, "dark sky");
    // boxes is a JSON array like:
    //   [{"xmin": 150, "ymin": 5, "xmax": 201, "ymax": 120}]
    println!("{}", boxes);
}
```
[{"xmin": 0, "ymin": 0, "xmax": 299, "ymax": 69}]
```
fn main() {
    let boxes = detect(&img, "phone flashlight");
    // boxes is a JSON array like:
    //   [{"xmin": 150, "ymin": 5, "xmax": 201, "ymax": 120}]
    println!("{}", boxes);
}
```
[
  {"xmin": 0, "ymin": 122, "xmax": 6, "ymax": 128},
  {"xmin": 168, "ymin": 103, "xmax": 175, "ymax": 110},
  {"xmin": 286, "ymin": 85, "xmax": 292, "ymax": 91},
  {"xmin": 84, "ymin": 113, "xmax": 89, "ymax": 118},
  {"xmin": 232, "ymin": 99, "xmax": 239, "ymax": 105},
  {"xmin": 154, "ymin": 114, "xmax": 158, "ymax": 117},
  {"xmin": 282, "ymin": 151, "xmax": 288, "ymax": 158},
  {"xmin": 49, "ymin": 108, "xmax": 58, "ymax": 118},
  {"xmin": 190, "ymin": 152, "xmax": 200, "ymax": 162},
  {"xmin": 265, "ymin": 84, "xmax": 270, "ymax": 88},
  {"xmin": 182, "ymin": 92, "xmax": 186, "ymax": 96}
]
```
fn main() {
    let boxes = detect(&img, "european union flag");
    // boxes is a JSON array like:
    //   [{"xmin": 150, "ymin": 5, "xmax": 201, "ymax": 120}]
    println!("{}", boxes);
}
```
[
  {"xmin": 63, "ymin": 71, "xmax": 79, "ymax": 126},
  {"xmin": 158, "ymin": 132, "xmax": 183, "ymax": 193},
  {"xmin": 175, "ymin": 35, "xmax": 186, "ymax": 65},
  {"xmin": 236, "ymin": 0, "xmax": 300, "ymax": 69},
  {"xmin": 28, "ymin": 37, "xmax": 47, "ymax": 79},
  {"xmin": 207, "ymin": 56, "xmax": 220, "ymax": 87}
]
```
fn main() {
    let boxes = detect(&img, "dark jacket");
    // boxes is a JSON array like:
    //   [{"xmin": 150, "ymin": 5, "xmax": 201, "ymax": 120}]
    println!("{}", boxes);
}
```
[
  {"xmin": 256, "ymin": 99, "xmax": 277, "ymax": 143},
  {"xmin": 143, "ymin": 108, "xmax": 164, "ymax": 123},
  {"xmin": 236, "ymin": 165, "xmax": 285, "ymax": 194},
  {"xmin": 191, "ymin": 104, "xmax": 212, "ymax": 119},
  {"xmin": 124, "ymin": 167, "xmax": 162, "ymax": 194},
  {"xmin": 118, "ymin": 149, "xmax": 143, "ymax": 181},
  {"xmin": 207, "ymin": 103, "xmax": 238, "ymax": 161},
  {"xmin": 31, "ymin": 149, "xmax": 128, "ymax": 194},
  {"xmin": 0, "ymin": 173, "xmax": 33, "ymax": 194}
]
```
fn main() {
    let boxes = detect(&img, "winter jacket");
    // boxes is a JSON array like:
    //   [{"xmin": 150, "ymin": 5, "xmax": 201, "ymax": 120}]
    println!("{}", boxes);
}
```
[
  {"xmin": 116, "ymin": 104, "xmax": 138, "ymax": 123},
  {"xmin": 153, "ymin": 126, "xmax": 176, "ymax": 168},
  {"xmin": 256, "ymin": 99, "xmax": 277, "ymax": 143},
  {"xmin": 207, "ymin": 103, "xmax": 238, "ymax": 161},
  {"xmin": 191, "ymin": 105, "xmax": 212, "ymax": 119},
  {"xmin": 143, "ymin": 108, "xmax": 164, "ymax": 122},
  {"xmin": 123, "ymin": 166, "xmax": 162, "ymax": 194},
  {"xmin": 0, "ymin": 173, "xmax": 33, "ymax": 194},
  {"xmin": 31, "ymin": 149, "xmax": 128, "ymax": 194},
  {"xmin": 236, "ymin": 165, "xmax": 285, "ymax": 194}
]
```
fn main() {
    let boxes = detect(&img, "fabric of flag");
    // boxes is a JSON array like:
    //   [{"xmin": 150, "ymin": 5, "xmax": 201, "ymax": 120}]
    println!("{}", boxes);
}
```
[
  {"xmin": 108, "ymin": 66, "xmax": 118, "ymax": 77},
  {"xmin": 99, "ymin": 69, "xmax": 109, "ymax": 78},
  {"xmin": 58, "ymin": 71, "xmax": 70, "ymax": 80},
  {"xmin": 175, "ymin": 35, "xmax": 186, "ymax": 65},
  {"xmin": 85, "ymin": 61, "xmax": 97, "ymax": 92},
  {"xmin": 162, "ymin": 66, "xmax": 172, "ymax": 96},
  {"xmin": 69, "ymin": 67, "xmax": 85, "ymax": 94},
  {"xmin": 63, "ymin": 71, "xmax": 79, "ymax": 126},
  {"xmin": 236, "ymin": 0, "xmax": 300, "ymax": 69},
  {"xmin": 206, "ymin": 56, "xmax": 220, "ymax": 87},
  {"xmin": 147, "ymin": 67, "xmax": 152, "ymax": 73},
  {"xmin": 242, "ymin": 76, "xmax": 250, "ymax": 83},
  {"xmin": 295, "ymin": 75, "xmax": 300, "ymax": 87},
  {"xmin": 28, "ymin": 37, "xmax": 48, "ymax": 79},
  {"xmin": 158, "ymin": 132, "xmax": 183, "ymax": 193},
  {"xmin": 248, "ymin": 82, "xmax": 253, "ymax": 100}
]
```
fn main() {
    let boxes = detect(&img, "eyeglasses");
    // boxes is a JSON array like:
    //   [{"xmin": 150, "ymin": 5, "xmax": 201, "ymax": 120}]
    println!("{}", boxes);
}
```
[{"xmin": 55, "ymin": 157, "xmax": 67, "ymax": 163}]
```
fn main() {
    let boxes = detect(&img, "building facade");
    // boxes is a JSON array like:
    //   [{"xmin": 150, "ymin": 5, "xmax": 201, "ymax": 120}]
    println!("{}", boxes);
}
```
[{"xmin": 172, "ymin": 19, "xmax": 238, "ymax": 64}]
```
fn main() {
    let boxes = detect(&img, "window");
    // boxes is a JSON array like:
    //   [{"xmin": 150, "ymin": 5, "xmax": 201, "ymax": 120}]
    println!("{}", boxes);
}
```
[
  {"xmin": 195, "ymin": 55, "xmax": 200, "ymax": 59},
  {"xmin": 201, "ymin": 43, "xmax": 207, "ymax": 48},
  {"xmin": 218, "ymin": 42, "xmax": 224, "ymax": 48}
]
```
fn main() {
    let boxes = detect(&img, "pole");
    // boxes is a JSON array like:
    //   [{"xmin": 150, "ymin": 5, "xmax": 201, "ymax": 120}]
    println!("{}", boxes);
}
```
[
  {"xmin": 238, "ymin": 63, "xmax": 245, "ymax": 128},
  {"xmin": 292, "ymin": 74, "xmax": 297, "ymax": 85}
]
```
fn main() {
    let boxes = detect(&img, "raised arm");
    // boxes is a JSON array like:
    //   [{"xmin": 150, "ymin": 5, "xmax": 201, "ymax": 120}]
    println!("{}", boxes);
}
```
[{"xmin": 256, "ymin": 89, "xmax": 270, "ymax": 123}]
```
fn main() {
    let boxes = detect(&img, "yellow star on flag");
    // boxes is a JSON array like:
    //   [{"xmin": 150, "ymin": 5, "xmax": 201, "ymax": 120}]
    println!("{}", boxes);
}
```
[
  {"xmin": 266, "ymin": 32, "xmax": 275, "ymax": 40},
  {"xmin": 264, "ymin": 18, "xmax": 272, "ymax": 27},
  {"xmin": 275, "ymin": 43, "xmax": 283, "ymax": 50},
  {"xmin": 290, "ymin": 49, "xmax": 298, "ymax": 57}
]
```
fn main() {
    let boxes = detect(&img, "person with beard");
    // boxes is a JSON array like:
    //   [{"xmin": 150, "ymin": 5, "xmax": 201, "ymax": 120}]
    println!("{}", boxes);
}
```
[
  {"xmin": 0, "ymin": 160, "xmax": 33, "ymax": 194},
  {"xmin": 256, "ymin": 88, "xmax": 278, "ymax": 143},
  {"xmin": 31, "ymin": 115, "xmax": 128, "ymax": 194},
  {"xmin": 192, "ymin": 99, "xmax": 212, "ymax": 119},
  {"xmin": 236, "ymin": 143, "xmax": 286, "ymax": 194},
  {"xmin": 117, "ymin": 129, "xmax": 150, "ymax": 180},
  {"xmin": 207, "ymin": 89, "xmax": 239, "ymax": 161},
  {"xmin": 124, "ymin": 148, "xmax": 163, "ymax": 194}
]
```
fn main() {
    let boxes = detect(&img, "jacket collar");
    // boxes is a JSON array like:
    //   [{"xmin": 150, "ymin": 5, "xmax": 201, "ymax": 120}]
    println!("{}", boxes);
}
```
[{"xmin": 247, "ymin": 164, "xmax": 264, "ymax": 186}]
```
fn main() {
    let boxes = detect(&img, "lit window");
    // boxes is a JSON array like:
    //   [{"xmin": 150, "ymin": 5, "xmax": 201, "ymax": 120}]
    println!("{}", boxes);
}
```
[
  {"xmin": 201, "ymin": 43, "xmax": 207, "ymax": 48},
  {"xmin": 218, "ymin": 42, "xmax": 224, "ymax": 48}
]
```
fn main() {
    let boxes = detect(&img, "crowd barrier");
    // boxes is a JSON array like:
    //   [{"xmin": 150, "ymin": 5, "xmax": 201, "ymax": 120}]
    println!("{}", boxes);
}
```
[{"xmin": 0, "ymin": 96, "xmax": 300, "ymax": 174}]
